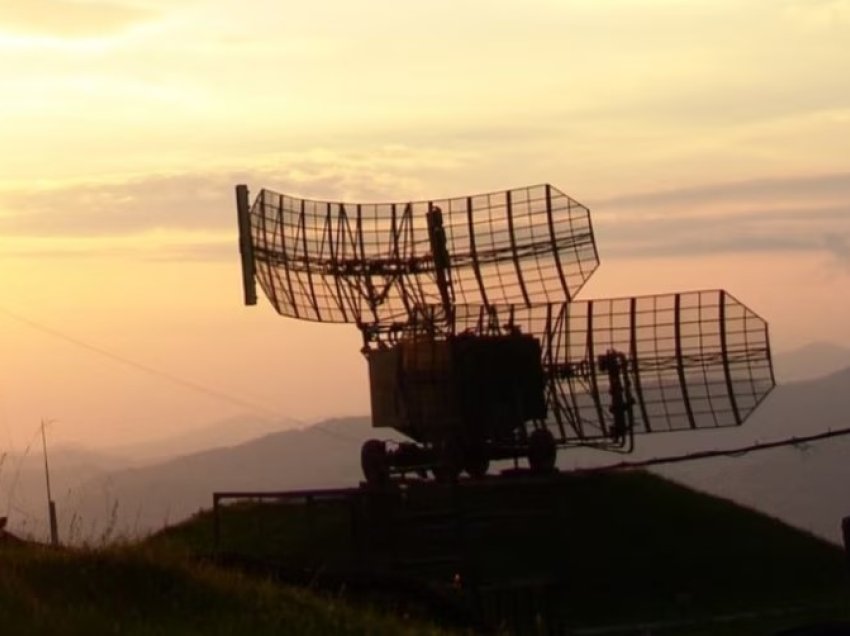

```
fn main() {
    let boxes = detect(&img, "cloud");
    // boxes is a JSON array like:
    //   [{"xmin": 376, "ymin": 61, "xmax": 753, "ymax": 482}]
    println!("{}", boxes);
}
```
[
  {"xmin": 1, "ymin": 168, "xmax": 848, "ymax": 268},
  {"xmin": 823, "ymin": 232, "xmax": 850, "ymax": 269},
  {"xmin": 0, "ymin": 174, "xmax": 236, "ymax": 237},
  {"xmin": 0, "ymin": 147, "xmax": 474, "ymax": 239},
  {"xmin": 592, "ymin": 173, "xmax": 850, "ymax": 264},
  {"xmin": 596, "ymin": 212, "xmax": 850, "ymax": 259},
  {"xmin": 595, "ymin": 172, "xmax": 850, "ymax": 211},
  {"xmin": 0, "ymin": 1, "xmax": 154, "ymax": 38}
]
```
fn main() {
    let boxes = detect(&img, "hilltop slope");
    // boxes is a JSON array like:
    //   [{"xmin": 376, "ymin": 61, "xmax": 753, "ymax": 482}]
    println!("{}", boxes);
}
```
[
  {"xmin": 153, "ymin": 470, "xmax": 850, "ymax": 633},
  {"xmin": 0, "ymin": 542, "xmax": 445, "ymax": 635}
]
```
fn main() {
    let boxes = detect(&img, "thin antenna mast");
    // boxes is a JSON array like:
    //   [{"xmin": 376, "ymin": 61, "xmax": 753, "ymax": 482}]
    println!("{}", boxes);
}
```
[{"xmin": 41, "ymin": 419, "xmax": 59, "ymax": 546}]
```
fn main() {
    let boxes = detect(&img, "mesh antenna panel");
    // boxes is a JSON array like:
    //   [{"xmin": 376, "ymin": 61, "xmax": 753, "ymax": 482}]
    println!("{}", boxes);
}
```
[
  {"xmin": 236, "ymin": 183, "xmax": 775, "ymax": 482},
  {"xmin": 239, "ymin": 184, "xmax": 598, "ymax": 328},
  {"xmin": 442, "ymin": 290, "xmax": 773, "ymax": 445}
]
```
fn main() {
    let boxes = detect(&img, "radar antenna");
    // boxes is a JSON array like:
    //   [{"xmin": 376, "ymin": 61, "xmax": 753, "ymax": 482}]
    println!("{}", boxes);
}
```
[{"xmin": 236, "ymin": 183, "xmax": 774, "ymax": 483}]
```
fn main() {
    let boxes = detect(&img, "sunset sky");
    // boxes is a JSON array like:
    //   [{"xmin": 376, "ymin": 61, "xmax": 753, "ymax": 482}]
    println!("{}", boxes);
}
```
[{"xmin": 0, "ymin": 0, "xmax": 848, "ymax": 451}]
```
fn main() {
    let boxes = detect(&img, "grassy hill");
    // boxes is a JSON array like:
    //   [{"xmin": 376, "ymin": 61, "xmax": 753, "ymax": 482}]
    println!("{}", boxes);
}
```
[
  {"xmin": 151, "ymin": 470, "xmax": 850, "ymax": 634},
  {"xmin": 0, "ymin": 541, "xmax": 448, "ymax": 635},
  {"xmin": 2, "ymin": 470, "xmax": 848, "ymax": 634}
]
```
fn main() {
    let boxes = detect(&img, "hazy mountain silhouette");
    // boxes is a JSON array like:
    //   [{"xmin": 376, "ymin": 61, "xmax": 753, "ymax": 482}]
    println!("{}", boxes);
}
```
[
  {"xmin": 773, "ymin": 341, "xmax": 850, "ymax": 383},
  {"xmin": 658, "ymin": 366, "xmax": 850, "ymax": 544},
  {"xmin": 5, "ymin": 343, "xmax": 849, "ymax": 544},
  {"xmin": 52, "ymin": 417, "xmax": 374, "ymax": 542},
  {"xmin": 104, "ymin": 415, "xmax": 299, "ymax": 461},
  {"xmin": 42, "ymin": 362, "xmax": 850, "ymax": 544},
  {"xmin": 1, "ymin": 445, "xmax": 126, "ymax": 536}
]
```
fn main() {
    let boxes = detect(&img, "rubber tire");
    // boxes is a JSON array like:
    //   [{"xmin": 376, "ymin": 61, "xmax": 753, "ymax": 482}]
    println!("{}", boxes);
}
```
[
  {"xmin": 463, "ymin": 444, "xmax": 490, "ymax": 479},
  {"xmin": 528, "ymin": 428, "xmax": 557, "ymax": 474},
  {"xmin": 432, "ymin": 439, "xmax": 463, "ymax": 483},
  {"xmin": 361, "ymin": 439, "xmax": 389, "ymax": 485}
]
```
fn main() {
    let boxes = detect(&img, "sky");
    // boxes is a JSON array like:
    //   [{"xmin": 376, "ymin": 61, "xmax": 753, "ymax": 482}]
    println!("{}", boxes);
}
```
[{"xmin": 0, "ymin": 0, "xmax": 848, "ymax": 451}]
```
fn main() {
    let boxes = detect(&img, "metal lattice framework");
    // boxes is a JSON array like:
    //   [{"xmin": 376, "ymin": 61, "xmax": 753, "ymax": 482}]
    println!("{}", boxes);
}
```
[
  {"xmin": 237, "ymin": 181, "xmax": 776, "ymax": 467},
  {"xmin": 243, "ymin": 184, "xmax": 598, "ymax": 326},
  {"xmin": 433, "ymin": 290, "xmax": 774, "ymax": 443}
]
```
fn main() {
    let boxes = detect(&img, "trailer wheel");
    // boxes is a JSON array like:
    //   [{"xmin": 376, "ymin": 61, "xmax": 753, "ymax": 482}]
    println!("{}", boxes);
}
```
[
  {"xmin": 361, "ymin": 439, "xmax": 389, "ymax": 485},
  {"xmin": 463, "ymin": 444, "xmax": 490, "ymax": 479},
  {"xmin": 432, "ymin": 439, "xmax": 463, "ymax": 483},
  {"xmin": 528, "ymin": 428, "xmax": 556, "ymax": 474}
]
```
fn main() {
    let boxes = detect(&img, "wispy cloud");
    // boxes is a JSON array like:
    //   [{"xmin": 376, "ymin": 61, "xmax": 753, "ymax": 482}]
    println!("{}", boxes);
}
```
[
  {"xmin": 2, "ymin": 169, "xmax": 848, "ymax": 268},
  {"xmin": 596, "ymin": 172, "xmax": 850, "ymax": 210},
  {"xmin": 593, "ymin": 173, "xmax": 850, "ymax": 266},
  {"xmin": 823, "ymin": 232, "xmax": 850, "ymax": 270},
  {"xmin": 0, "ymin": 147, "xmax": 474, "ymax": 239},
  {"xmin": 0, "ymin": 1, "xmax": 154, "ymax": 38}
]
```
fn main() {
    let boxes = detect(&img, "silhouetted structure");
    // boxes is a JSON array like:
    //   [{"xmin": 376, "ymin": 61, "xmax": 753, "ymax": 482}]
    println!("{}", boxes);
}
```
[
  {"xmin": 0, "ymin": 516, "xmax": 25, "ymax": 545},
  {"xmin": 236, "ymin": 183, "xmax": 774, "ymax": 483}
]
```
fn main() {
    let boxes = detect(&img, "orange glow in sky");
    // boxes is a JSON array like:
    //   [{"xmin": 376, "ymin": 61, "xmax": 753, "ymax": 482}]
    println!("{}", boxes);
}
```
[{"xmin": 0, "ymin": 0, "xmax": 848, "ymax": 449}]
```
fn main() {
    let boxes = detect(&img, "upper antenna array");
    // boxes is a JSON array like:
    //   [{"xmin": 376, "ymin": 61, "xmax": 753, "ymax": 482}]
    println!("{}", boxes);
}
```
[{"xmin": 238, "ymin": 184, "xmax": 599, "ymax": 326}]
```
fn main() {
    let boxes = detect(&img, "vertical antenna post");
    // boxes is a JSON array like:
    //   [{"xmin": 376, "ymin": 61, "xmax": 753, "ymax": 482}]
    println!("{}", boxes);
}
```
[
  {"xmin": 236, "ymin": 185, "xmax": 258, "ymax": 306},
  {"xmin": 41, "ymin": 419, "xmax": 59, "ymax": 546}
]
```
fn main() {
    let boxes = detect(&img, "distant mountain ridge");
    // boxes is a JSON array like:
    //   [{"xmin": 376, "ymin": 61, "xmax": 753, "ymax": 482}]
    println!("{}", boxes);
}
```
[
  {"xmin": 657, "ymin": 364, "xmax": 850, "ymax": 544},
  {"xmin": 49, "ymin": 417, "xmax": 374, "ymax": 541},
  {"xmin": 31, "ymin": 361, "xmax": 850, "ymax": 544},
  {"xmin": 772, "ymin": 341, "xmax": 850, "ymax": 383},
  {"xmin": 103, "ymin": 415, "xmax": 301, "ymax": 461},
  {"xmin": 5, "ymin": 341, "xmax": 850, "ymax": 545}
]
